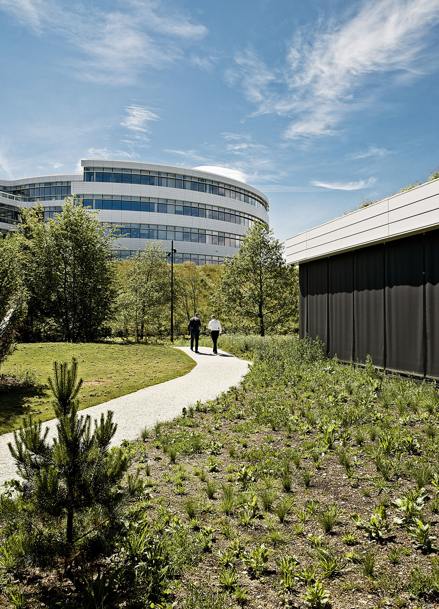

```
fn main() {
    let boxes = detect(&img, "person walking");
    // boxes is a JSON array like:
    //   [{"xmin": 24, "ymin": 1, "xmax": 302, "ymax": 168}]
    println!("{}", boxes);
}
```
[
  {"xmin": 187, "ymin": 312, "xmax": 201, "ymax": 353},
  {"xmin": 208, "ymin": 315, "xmax": 222, "ymax": 354}
]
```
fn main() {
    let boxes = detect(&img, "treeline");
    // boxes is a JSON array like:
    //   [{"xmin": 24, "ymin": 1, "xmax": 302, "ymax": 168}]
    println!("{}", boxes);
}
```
[{"xmin": 0, "ymin": 197, "xmax": 298, "ymax": 356}]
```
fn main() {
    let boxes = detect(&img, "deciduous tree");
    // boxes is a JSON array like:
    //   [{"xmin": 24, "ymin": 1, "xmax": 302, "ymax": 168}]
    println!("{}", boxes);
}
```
[
  {"xmin": 216, "ymin": 222, "xmax": 298, "ymax": 336},
  {"xmin": 16, "ymin": 197, "xmax": 117, "ymax": 341}
]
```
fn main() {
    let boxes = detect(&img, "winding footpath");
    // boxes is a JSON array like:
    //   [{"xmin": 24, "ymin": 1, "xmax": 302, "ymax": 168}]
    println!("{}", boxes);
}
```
[{"xmin": 0, "ymin": 346, "xmax": 250, "ymax": 489}]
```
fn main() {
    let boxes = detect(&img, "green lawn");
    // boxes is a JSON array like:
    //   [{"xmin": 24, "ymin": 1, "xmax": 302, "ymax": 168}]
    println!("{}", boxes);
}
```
[{"xmin": 0, "ymin": 343, "xmax": 195, "ymax": 435}]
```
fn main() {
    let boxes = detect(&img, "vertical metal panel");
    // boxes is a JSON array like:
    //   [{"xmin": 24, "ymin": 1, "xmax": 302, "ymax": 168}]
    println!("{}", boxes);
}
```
[
  {"xmin": 425, "ymin": 229, "xmax": 439, "ymax": 379},
  {"xmin": 329, "ymin": 252, "xmax": 354, "ymax": 362},
  {"xmin": 299, "ymin": 264, "xmax": 308, "ymax": 339},
  {"xmin": 354, "ymin": 244, "xmax": 385, "ymax": 368},
  {"xmin": 385, "ymin": 234, "xmax": 424, "ymax": 375},
  {"xmin": 307, "ymin": 258, "xmax": 328, "ymax": 349}
]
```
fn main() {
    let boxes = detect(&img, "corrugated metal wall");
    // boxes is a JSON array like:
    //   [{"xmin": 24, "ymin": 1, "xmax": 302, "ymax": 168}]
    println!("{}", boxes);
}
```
[{"xmin": 299, "ymin": 228, "xmax": 439, "ymax": 379}]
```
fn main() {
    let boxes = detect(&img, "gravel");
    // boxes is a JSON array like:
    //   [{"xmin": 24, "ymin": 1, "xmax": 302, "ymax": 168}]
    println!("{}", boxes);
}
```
[{"xmin": 0, "ymin": 346, "xmax": 250, "ymax": 489}]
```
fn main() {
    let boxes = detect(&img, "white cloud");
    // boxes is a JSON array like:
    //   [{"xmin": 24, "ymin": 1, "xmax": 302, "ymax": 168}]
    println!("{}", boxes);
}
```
[
  {"xmin": 86, "ymin": 147, "xmax": 138, "ymax": 160},
  {"xmin": 347, "ymin": 146, "xmax": 392, "ymax": 159},
  {"xmin": 194, "ymin": 166, "xmax": 248, "ymax": 183},
  {"xmin": 227, "ymin": 0, "xmax": 439, "ymax": 139},
  {"xmin": 0, "ymin": 0, "xmax": 207, "ymax": 85},
  {"xmin": 121, "ymin": 105, "xmax": 159, "ymax": 136},
  {"xmin": 0, "ymin": 146, "xmax": 13, "ymax": 178},
  {"xmin": 312, "ymin": 177, "xmax": 377, "ymax": 190},
  {"xmin": 190, "ymin": 54, "xmax": 216, "ymax": 71}
]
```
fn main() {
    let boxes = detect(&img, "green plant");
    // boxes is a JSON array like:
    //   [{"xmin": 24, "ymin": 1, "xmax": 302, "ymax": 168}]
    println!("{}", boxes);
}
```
[
  {"xmin": 408, "ymin": 519, "xmax": 437, "ymax": 552},
  {"xmin": 315, "ymin": 547, "xmax": 346, "ymax": 579},
  {"xmin": 303, "ymin": 580, "xmax": 330, "ymax": 607},
  {"xmin": 260, "ymin": 487, "xmax": 276, "ymax": 512},
  {"xmin": 220, "ymin": 484, "xmax": 235, "ymax": 515},
  {"xmin": 297, "ymin": 564, "xmax": 318, "ymax": 584},
  {"xmin": 308, "ymin": 534, "xmax": 325, "ymax": 549},
  {"xmin": 318, "ymin": 505, "xmax": 341, "ymax": 534},
  {"xmin": 291, "ymin": 450, "xmax": 302, "ymax": 468},
  {"xmin": 205, "ymin": 480, "xmax": 217, "ymax": 500},
  {"xmin": 140, "ymin": 426, "xmax": 150, "ymax": 440},
  {"xmin": 392, "ymin": 487, "xmax": 428, "ymax": 527},
  {"xmin": 220, "ymin": 520, "xmax": 234, "ymax": 540},
  {"xmin": 219, "ymin": 567, "xmax": 238, "ymax": 591},
  {"xmin": 341, "ymin": 531, "xmax": 357, "ymax": 546},
  {"xmin": 236, "ymin": 465, "xmax": 255, "ymax": 489},
  {"xmin": 183, "ymin": 498, "xmax": 198, "ymax": 520},
  {"xmin": 7, "ymin": 359, "xmax": 139, "ymax": 547},
  {"xmin": 301, "ymin": 468, "xmax": 313, "ymax": 488},
  {"xmin": 412, "ymin": 464, "xmax": 434, "ymax": 488},
  {"xmin": 234, "ymin": 586, "xmax": 249, "ymax": 606},
  {"xmin": 351, "ymin": 505, "xmax": 392, "ymax": 542},
  {"xmin": 168, "ymin": 445, "xmax": 178, "ymax": 463},
  {"xmin": 267, "ymin": 527, "xmax": 288, "ymax": 547},
  {"xmin": 388, "ymin": 547, "xmax": 402, "ymax": 564},
  {"xmin": 242, "ymin": 543, "xmax": 271, "ymax": 578},
  {"xmin": 362, "ymin": 551, "xmax": 376, "ymax": 577},
  {"xmin": 82, "ymin": 570, "xmax": 119, "ymax": 609},
  {"xmin": 7, "ymin": 587, "xmax": 27, "ymax": 609},
  {"xmin": 276, "ymin": 497, "xmax": 294, "ymax": 524}
]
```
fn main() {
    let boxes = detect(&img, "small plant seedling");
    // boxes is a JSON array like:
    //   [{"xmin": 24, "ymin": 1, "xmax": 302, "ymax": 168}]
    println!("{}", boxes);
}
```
[
  {"xmin": 205, "ymin": 480, "xmax": 217, "ymax": 500},
  {"xmin": 276, "ymin": 497, "xmax": 294, "ymax": 524},
  {"xmin": 362, "ymin": 551, "xmax": 375, "ymax": 577},
  {"xmin": 219, "ymin": 567, "xmax": 238, "ymax": 591},
  {"xmin": 318, "ymin": 505, "xmax": 341, "ymax": 534},
  {"xmin": 341, "ymin": 531, "xmax": 357, "ymax": 546},
  {"xmin": 301, "ymin": 468, "xmax": 313, "ymax": 488}
]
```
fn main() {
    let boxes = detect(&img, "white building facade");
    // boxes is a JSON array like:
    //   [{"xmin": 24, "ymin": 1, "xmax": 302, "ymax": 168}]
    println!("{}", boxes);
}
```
[{"xmin": 0, "ymin": 159, "xmax": 269, "ymax": 265}]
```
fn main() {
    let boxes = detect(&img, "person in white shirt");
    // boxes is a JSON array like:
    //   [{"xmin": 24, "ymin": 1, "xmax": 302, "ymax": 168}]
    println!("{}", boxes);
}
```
[{"xmin": 207, "ymin": 315, "xmax": 222, "ymax": 354}]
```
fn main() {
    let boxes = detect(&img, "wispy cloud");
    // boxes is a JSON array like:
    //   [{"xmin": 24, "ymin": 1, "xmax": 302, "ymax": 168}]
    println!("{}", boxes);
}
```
[
  {"xmin": 86, "ymin": 147, "xmax": 138, "ymax": 160},
  {"xmin": 194, "ymin": 166, "xmax": 248, "ymax": 183},
  {"xmin": 347, "ymin": 146, "xmax": 392, "ymax": 159},
  {"xmin": 227, "ymin": 0, "xmax": 439, "ymax": 139},
  {"xmin": 0, "ymin": 0, "xmax": 208, "ymax": 85},
  {"xmin": 121, "ymin": 105, "xmax": 159, "ymax": 137},
  {"xmin": 312, "ymin": 177, "xmax": 377, "ymax": 190}
]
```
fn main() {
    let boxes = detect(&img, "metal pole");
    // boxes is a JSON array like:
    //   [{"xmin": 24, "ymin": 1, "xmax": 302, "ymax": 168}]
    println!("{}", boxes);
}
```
[{"xmin": 170, "ymin": 240, "xmax": 174, "ymax": 343}]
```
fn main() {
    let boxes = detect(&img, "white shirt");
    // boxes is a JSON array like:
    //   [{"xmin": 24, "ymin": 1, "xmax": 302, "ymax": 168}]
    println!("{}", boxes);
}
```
[{"xmin": 208, "ymin": 319, "xmax": 222, "ymax": 332}]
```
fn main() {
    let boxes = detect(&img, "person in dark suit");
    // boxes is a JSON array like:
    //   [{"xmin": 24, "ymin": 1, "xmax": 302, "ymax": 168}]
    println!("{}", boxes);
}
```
[{"xmin": 187, "ymin": 313, "xmax": 201, "ymax": 353}]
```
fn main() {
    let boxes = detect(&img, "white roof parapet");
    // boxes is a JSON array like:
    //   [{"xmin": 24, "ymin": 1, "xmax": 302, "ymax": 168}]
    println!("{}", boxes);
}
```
[{"xmin": 286, "ymin": 177, "xmax": 439, "ymax": 265}]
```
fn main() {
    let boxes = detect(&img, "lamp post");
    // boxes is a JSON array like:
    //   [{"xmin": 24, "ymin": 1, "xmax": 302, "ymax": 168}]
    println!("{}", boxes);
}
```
[{"xmin": 167, "ymin": 241, "xmax": 177, "ymax": 343}]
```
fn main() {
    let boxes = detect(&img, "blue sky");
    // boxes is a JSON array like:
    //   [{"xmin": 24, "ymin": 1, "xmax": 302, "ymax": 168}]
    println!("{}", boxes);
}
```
[{"xmin": 1, "ymin": 0, "xmax": 439, "ymax": 244}]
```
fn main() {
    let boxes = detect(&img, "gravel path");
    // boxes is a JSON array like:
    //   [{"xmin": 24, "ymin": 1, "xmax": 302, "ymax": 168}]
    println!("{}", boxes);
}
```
[{"xmin": 0, "ymin": 346, "xmax": 249, "ymax": 489}]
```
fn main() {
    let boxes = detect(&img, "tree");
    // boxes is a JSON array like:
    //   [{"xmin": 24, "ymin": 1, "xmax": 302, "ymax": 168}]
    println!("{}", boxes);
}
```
[
  {"xmin": 16, "ymin": 197, "xmax": 117, "ymax": 341},
  {"xmin": 7, "ymin": 359, "xmax": 140, "ymax": 546},
  {"xmin": 216, "ymin": 222, "xmax": 298, "ymax": 336},
  {"xmin": 0, "ymin": 235, "xmax": 27, "ymax": 369},
  {"xmin": 113, "ymin": 242, "xmax": 169, "ymax": 341}
]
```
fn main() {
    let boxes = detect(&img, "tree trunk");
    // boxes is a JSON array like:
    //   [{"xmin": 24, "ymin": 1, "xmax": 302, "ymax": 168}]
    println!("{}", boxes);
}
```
[{"xmin": 67, "ymin": 508, "xmax": 74, "ymax": 544}]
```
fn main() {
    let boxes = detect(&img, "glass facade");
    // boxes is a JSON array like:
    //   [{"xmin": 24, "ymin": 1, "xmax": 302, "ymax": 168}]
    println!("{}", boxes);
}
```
[
  {"xmin": 107, "ymin": 223, "xmax": 242, "ymax": 247},
  {"xmin": 83, "ymin": 168, "xmax": 267, "ymax": 211},
  {"xmin": 0, "ymin": 182, "xmax": 71, "ymax": 202},
  {"xmin": 80, "ymin": 197, "xmax": 256, "ymax": 227},
  {"xmin": 115, "ymin": 250, "xmax": 225, "ymax": 265},
  {"xmin": 0, "ymin": 202, "xmax": 20, "ymax": 225}
]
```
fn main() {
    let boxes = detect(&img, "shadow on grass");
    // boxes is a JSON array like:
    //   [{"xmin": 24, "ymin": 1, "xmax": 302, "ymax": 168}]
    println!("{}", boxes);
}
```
[{"xmin": 0, "ymin": 383, "xmax": 48, "ymax": 433}]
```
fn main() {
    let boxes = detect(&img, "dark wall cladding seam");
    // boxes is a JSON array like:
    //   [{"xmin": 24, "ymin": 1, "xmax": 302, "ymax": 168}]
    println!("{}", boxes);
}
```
[{"xmin": 300, "ymin": 229, "xmax": 439, "ymax": 379}]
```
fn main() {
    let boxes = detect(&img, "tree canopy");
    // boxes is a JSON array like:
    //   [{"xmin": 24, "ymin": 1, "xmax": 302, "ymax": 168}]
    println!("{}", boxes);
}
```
[
  {"xmin": 216, "ymin": 222, "xmax": 298, "ymax": 336},
  {"xmin": 15, "ymin": 197, "xmax": 117, "ymax": 342}
]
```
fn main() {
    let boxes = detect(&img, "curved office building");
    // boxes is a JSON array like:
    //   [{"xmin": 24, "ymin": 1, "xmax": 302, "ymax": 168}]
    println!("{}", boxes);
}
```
[{"xmin": 0, "ymin": 159, "xmax": 269, "ymax": 264}]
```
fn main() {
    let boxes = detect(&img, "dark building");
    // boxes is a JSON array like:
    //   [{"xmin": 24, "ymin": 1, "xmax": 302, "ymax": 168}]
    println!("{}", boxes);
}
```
[{"xmin": 286, "ymin": 178, "xmax": 439, "ymax": 379}]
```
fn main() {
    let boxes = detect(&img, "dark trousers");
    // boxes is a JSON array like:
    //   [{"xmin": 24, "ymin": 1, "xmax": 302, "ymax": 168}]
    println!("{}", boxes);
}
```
[
  {"xmin": 190, "ymin": 331, "xmax": 200, "ymax": 351},
  {"xmin": 211, "ymin": 330, "xmax": 219, "ymax": 353}
]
